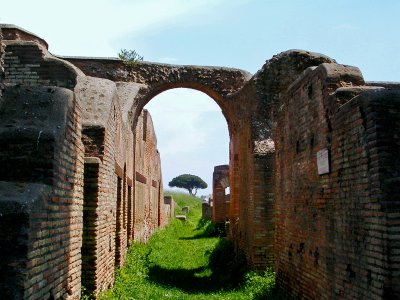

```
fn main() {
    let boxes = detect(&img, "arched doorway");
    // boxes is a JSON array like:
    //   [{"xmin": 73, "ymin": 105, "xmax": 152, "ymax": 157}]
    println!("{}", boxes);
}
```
[{"xmin": 143, "ymin": 88, "xmax": 230, "ymax": 198}]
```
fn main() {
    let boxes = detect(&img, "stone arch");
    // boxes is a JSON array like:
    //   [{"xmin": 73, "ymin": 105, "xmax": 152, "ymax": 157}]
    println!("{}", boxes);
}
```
[
  {"xmin": 60, "ymin": 57, "xmax": 251, "ymax": 136},
  {"xmin": 128, "ymin": 81, "xmax": 239, "ymax": 139}
]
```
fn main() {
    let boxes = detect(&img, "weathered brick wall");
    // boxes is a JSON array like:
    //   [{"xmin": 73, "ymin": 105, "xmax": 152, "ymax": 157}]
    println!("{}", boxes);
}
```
[
  {"xmin": 0, "ymin": 27, "xmax": 4, "ymax": 80},
  {"xmin": 76, "ymin": 77, "xmax": 164, "ymax": 295},
  {"xmin": 163, "ymin": 195, "xmax": 176, "ymax": 224},
  {"xmin": 274, "ymin": 62, "xmax": 400, "ymax": 299},
  {"xmin": 76, "ymin": 77, "xmax": 119, "ymax": 293},
  {"xmin": 0, "ymin": 85, "xmax": 84, "ymax": 300},
  {"xmin": 133, "ymin": 110, "xmax": 163, "ymax": 242},
  {"xmin": 228, "ymin": 51, "xmax": 335, "ymax": 268},
  {"xmin": 202, "ymin": 200, "xmax": 212, "ymax": 220},
  {"xmin": 2, "ymin": 41, "xmax": 80, "ymax": 89},
  {"xmin": 0, "ymin": 182, "xmax": 52, "ymax": 299},
  {"xmin": 1, "ymin": 25, "xmax": 48, "ymax": 49},
  {"xmin": 0, "ymin": 26, "xmax": 165, "ymax": 299},
  {"xmin": 228, "ymin": 121, "xmax": 255, "ymax": 259},
  {"xmin": 212, "ymin": 165, "xmax": 230, "ymax": 225}
]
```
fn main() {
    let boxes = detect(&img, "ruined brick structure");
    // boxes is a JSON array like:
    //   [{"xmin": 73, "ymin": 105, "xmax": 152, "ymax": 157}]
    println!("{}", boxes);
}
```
[
  {"xmin": 0, "ymin": 25, "xmax": 166, "ymax": 299},
  {"xmin": 201, "ymin": 199, "xmax": 212, "ymax": 220},
  {"xmin": 1, "ymin": 25, "xmax": 399, "ymax": 299},
  {"xmin": 212, "ymin": 165, "xmax": 230, "ymax": 225},
  {"xmin": 163, "ymin": 195, "xmax": 176, "ymax": 222},
  {"xmin": 273, "ymin": 67, "xmax": 400, "ymax": 299}
]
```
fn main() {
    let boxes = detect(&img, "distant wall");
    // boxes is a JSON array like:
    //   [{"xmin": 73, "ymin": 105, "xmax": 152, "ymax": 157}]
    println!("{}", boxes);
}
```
[
  {"xmin": 212, "ymin": 165, "xmax": 230, "ymax": 224},
  {"xmin": 163, "ymin": 195, "xmax": 176, "ymax": 225},
  {"xmin": 133, "ymin": 110, "xmax": 163, "ymax": 243},
  {"xmin": 202, "ymin": 200, "xmax": 212, "ymax": 220}
]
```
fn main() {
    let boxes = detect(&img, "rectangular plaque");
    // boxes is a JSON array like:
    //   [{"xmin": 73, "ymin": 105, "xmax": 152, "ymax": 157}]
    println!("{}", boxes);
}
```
[{"xmin": 317, "ymin": 148, "xmax": 330, "ymax": 175}]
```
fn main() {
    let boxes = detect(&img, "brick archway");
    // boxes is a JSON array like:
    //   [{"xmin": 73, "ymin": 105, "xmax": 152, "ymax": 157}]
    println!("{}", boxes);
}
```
[
  {"xmin": 61, "ymin": 57, "xmax": 252, "ymax": 135},
  {"xmin": 129, "ymin": 83, "xmax": 234, "ymax": 134}
]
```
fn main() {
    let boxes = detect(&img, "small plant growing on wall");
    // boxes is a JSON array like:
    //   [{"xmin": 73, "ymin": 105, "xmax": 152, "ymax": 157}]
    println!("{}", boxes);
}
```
[{"xmin": 118, "ymin": 49, "xmax": 144, "ymax": 69}]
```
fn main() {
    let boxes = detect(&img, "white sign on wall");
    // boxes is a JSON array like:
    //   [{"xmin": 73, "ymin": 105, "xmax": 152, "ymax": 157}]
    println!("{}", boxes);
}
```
[{"xmin": 317, "ymin": 148, "xmax": 330, "ymax": 175}]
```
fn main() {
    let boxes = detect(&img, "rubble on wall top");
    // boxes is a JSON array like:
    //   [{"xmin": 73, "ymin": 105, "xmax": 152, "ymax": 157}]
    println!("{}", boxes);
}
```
[{"xmin": 0, "ymin": 24, "xmax": 48, "ymax": 49}]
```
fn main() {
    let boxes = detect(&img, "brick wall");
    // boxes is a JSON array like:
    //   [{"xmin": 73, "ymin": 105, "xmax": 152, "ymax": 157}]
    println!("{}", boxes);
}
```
[
  {"xmin": 0, "ymin": 28, "xmax": 4, "ymax": 80},
  {"xmin": 202, "ymin": 201, "xmax": 212, "ymax": 220},
  {"xmin": 163, "ymin": 195, "xmax": 176, "ymax": 223},
  {"xmin": 274, "ymin": 62, "xmax": 400, "ymax": 299},
  {"xmin": 3, "ymin": 41, "xmax": 79, "ymax": 89},
  {"xmin": 0, "ymin": 28, "xmax": 166, "ymax": 298},
  {"xmin": 76, "ymin": 77, "xmax": 164, "ymax": 295},
  {"xmin": 0, "ymin": 85, "xmax": 84, "ymax": 300},
  {"xmin": 133, "ymin": 110, "xmax": 163, "ymax": 243},
  {"xmin": 227, "ymin": 51, "xmax": 335, "ymax": 268},
  {"xmin": 212, "ymin": 165, "xmax": 230, "ymax": 224}
]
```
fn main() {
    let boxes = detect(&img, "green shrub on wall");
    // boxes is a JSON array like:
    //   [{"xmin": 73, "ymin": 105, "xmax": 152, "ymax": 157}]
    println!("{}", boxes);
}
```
[{"xmin": 118, "ymin": 49, "xmax": 144, "ymax": 69}]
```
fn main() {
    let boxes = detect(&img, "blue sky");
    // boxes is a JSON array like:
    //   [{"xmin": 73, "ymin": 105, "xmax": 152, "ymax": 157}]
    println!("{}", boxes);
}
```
[{"xmin": 2, "ymin": 0, "xmax": 399, "ymax": 195}]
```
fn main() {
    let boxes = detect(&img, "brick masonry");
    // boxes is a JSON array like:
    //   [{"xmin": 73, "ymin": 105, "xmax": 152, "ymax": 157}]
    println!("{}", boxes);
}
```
[
  {"xmin": 212, "ymin": 165, "xmax": 230, "ymax": 225},
  {"xmin": 274, "ymin": 65, "xmax": 400, "ymax": 299},
  {"xmin": 0, "ymin": 27, "xmax": 4, "ymax": 79},
  {"xmin": 0, "ymin": 26, "xmax": 168, "ymax": 299},
  {"xmin": 0, "ymin": 85, "xmax": 84, "ymax": 299},
  {"xmin": 1, "ymin": 24, "xmax": 400, "ymax": 299}
]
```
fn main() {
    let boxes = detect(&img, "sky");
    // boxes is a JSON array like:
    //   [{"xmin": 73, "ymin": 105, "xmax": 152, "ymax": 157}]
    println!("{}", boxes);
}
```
[{"xmin": 2, "ymin": 0, "xmax": 399, "ymax": 196}]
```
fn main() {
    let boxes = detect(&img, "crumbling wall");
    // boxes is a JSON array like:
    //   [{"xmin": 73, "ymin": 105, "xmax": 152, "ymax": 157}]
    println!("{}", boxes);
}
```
[
  {"xmin": 76, "ymin": 76, "xmax": 124, "ymax": 293},
  {"xmin": 76, "ymin": 77, "xmax": 164, "ymax": 295},
  {"xmin": 0, "ymin": 27, "xmax": 4, "ymax": 80},
  {"xmin": 163, "ymin": 195, "xmax": 176, "ymax": 224},
  {"xmin": 0, "ymin": 25, "xmax": 165, "ymax": 299},
  {"xmin": 228, "ymin": 50, "xmax": 335, "ymax": 268},
  {"xmin": 212, "ymin": 165, "xmax": 230, "ymax": 225},
  {"xmin": 133, "ymin": 110, "xmax": 163, "ymax": 242},
  {"xmin": 274, "ymin": 62, "xmax": 400, "ymax": 299},
  {"xmin": 0, "ymin": 85, "xmax": 84, "ymax": 300},
  {"xmin": 202, "ymin": 200, "xmax": 212, "ymax": 220}
]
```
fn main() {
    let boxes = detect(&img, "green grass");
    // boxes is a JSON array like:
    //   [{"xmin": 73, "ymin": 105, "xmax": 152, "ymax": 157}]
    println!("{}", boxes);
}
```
[{"xmin": 99, "ymin": 191, "xmax": 283, "ymax": 300}]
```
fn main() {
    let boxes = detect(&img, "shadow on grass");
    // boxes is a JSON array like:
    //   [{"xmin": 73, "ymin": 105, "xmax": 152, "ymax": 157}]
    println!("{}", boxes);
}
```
[
  {"xmin": 147, "ymin": 265, "xmax": 219, "ymax": 293},
  {"xmin": 147, "ymin": 239, "xmax": 248, "ymax": 294},
  {"xmin": 179, "ymin": 218, "xmax": 226, "ymax": 240}
]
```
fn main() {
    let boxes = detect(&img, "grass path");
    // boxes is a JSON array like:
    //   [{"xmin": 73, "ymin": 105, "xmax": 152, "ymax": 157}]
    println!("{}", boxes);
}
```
[{"xmin": 98, "ymin": 192, "xmax": 280, "ymax": 300}]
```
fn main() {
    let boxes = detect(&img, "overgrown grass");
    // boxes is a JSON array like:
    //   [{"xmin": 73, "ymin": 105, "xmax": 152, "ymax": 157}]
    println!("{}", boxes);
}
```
[{"xmin": 99, "ymin": 191, "xmax": 284, "ymax": 299}]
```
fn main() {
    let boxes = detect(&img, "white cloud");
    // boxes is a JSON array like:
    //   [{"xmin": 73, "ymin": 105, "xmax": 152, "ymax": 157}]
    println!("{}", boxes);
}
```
[{"xmin": 145, "ymin": 88, "xmax": 226, "ymax": 155}]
